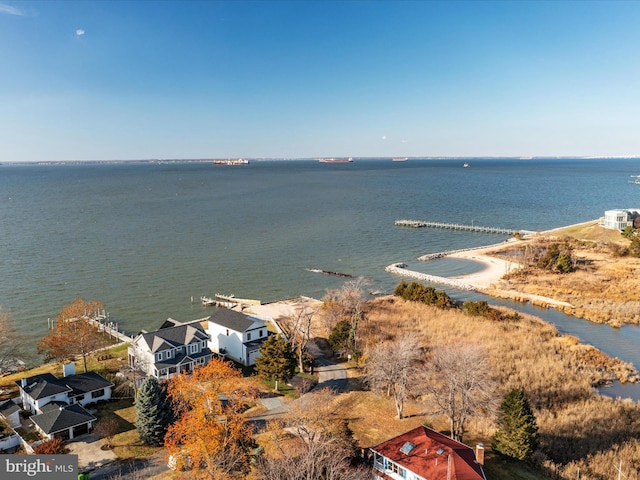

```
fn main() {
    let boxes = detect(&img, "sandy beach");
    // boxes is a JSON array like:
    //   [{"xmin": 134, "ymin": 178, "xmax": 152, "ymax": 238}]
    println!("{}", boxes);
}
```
[
  {"xmin": 447, "ymin": 242, "xmax": 574, "ymax": 309},
  {"xmin": 448, "ymin": 245, "xmax": 519, "ymax": 289}
]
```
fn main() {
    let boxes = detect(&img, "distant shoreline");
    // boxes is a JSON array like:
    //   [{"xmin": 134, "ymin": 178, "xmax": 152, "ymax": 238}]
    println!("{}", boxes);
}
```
[{"xmin": 2, "ymin": 157, "xmax": 640, "ymax": 166}]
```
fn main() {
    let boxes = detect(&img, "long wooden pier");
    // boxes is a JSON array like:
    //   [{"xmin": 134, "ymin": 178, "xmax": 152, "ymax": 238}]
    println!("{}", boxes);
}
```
[{"xmin": 395, "ymin": 219, "xmax": 534, "ymax": 235}]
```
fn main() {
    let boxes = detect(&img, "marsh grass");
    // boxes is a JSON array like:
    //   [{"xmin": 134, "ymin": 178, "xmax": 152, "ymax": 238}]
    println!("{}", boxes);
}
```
[
  {"xmin": 492, "ymin": 227, "xmax": 640, "ymax": 326},
  {"xmin": 358, "ymin": 297, "xmax": 640, "ymax": 479}
]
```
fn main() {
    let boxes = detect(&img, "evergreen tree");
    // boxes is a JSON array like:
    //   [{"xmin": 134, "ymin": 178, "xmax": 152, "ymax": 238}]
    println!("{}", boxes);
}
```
[
  {"xmin": 135, "ymin": 376, "xmax": 174, "ymax": 446},
  {"xmin": 492, "ymin": 388, "xmax": 539, "ymax": 461},
  {"xmin": 328, "ymin": 320, "xmax": 352, "ymax": 355},
  {"xmin": 255, "ymin": 334, "xmax": 296, "ymax": 391}
]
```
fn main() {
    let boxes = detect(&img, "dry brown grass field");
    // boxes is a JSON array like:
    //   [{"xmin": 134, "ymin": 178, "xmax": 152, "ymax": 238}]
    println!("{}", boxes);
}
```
[
  {"xmin": 350, "ymin": 296, "xmax": 640, "ymax": 480},
  {"xmin": 485, "ymin": 222, "xmax": 640, "ymax": 326}
]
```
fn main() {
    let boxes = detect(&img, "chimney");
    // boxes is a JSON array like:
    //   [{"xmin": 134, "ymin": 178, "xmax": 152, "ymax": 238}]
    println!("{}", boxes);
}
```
[
  {"xmin": 63, "ymin": 363, "xmax": 76, "ymax": 377},
  {"xmin": 475, "ymin": 444, "xmax": 485, "ymax": 465}
]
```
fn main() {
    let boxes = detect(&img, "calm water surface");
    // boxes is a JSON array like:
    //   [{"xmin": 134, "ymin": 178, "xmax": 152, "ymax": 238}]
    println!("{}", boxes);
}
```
[{"xmin": 1, "ymin": 158, "xmax": 640, "ymax": 394}]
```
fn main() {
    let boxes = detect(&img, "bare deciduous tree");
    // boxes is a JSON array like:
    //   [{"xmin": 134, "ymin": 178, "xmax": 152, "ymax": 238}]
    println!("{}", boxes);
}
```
[
  {"xmin": 255, "ymin": 388, "xmax": 369, "ymax": 480},
  {"xmin": 423, "ymin": 341, "xmax": 497, "ymax": 442},
  {"xmin": 280, "ymin": 306, "xmax": 317, "ymax": 373},
  {"xmin": 322, "ymin": 277, "xmax": 369, "ymax": 356},
  {"xmin": 94, "ymin": 416, "xmax": 120, "ymax": 449},
  {"xmin": 364, "ymin": 333, "xmax": 422, "ymax": 419}
]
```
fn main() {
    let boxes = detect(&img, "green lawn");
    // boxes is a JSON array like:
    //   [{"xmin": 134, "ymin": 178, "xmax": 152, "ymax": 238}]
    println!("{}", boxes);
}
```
[{"xmin": 95, "ymin": 398, "xmax": 163, "ymax": 460}]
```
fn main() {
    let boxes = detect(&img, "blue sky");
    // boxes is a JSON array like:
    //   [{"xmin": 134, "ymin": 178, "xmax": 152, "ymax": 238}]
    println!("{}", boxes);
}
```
[{"xmin": 2, "ymin": 0, "xmax": 640, "ymax": 162}]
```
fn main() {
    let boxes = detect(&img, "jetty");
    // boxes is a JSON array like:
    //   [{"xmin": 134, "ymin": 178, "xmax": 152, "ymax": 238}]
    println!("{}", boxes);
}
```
[{"xmin": 395, "ymin": 219, "xmax": 535, "ymax": 236}]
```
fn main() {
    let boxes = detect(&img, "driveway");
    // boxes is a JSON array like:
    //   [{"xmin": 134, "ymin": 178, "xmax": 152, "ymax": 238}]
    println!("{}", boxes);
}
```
[
  {"xmin": 67, "ymin": 433, "xmax": 117, "ymax": 473},
  {"xmin": 308, "ymin": 338, "xmax": 348, "ymax": 392},
  {"xmin": 248, "ymin": 338, "xmax": 348, "ymax": 426}
]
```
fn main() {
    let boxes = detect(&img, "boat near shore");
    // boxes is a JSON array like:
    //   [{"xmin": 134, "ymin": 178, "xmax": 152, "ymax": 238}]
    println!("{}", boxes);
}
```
[{"xmin": 392, "ymin": 157, "xmax": 408, "ymax": 162}]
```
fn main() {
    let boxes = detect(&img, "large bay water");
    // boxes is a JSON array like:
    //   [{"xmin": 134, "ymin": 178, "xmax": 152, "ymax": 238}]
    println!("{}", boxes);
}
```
[{"xmin": 1, "ymin": 158, "xmax": 640, "ymax": 380}]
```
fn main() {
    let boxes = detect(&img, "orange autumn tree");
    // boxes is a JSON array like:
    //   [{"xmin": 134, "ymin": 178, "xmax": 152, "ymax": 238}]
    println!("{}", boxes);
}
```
[
  {"xmin": 164, "ymin": 358, "xmax": 258, "ymax": 479},
  {"xmin": 37, "ymin": 297, "xmax": 109, "ymax": 373}
]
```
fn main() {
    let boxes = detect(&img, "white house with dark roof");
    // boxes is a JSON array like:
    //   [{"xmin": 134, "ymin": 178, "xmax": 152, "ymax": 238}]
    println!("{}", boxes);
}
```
[
  {"xmin": 17, "ymin": 366, "xmax": 113, "ymax": 415},
  {"xmin": 128, "ymin": 309, "xmax": 269, "ymax": 379},
  {"xmin": 14, "ymin": 365, "xmax": 112, "ymax": 441},
  {"xmin": 30, "ymin": 403, "xmax": 97, "ymax": 441},
  {"xmin": 127, "ymin": 317, "xmax": 214, "ymax": 380},
  {"xmin": 205, "ymin": 308, "xmax": 268, "ymax": 366},
  {"xmin": 0, "ymin": 399, "xmax": 21, "ymax": 429}
]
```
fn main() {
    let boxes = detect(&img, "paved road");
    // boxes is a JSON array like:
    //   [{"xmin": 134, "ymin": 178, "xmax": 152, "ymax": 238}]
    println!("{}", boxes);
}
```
[
  {"xmin": 248, "ymin": 338, "xmax": 348, "ymax": 426},
  {"xmin": 88, "ymin": 339, "xmax": 348, "ymax": 478}
]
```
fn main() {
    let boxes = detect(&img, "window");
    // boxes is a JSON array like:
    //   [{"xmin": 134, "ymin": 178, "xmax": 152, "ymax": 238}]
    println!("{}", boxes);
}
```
[
  {"xmin": 91, "ymin": 389, "xmax": 105, "ymax": 399},
  {"xmin": 155, "ymin": 353, "xmax": 162, "ymax": 362},
  {"xmin": 259, "ymin": 329, "xmax": 263, "ymax": 338},
  {"xmin": 226, "ymin": 329, "xmax": 229, "ymax": 336},
  {"xmin": 247, "ymin": 332, "xmax": 251, "ymax": 341},
  {"xmin": 388, "ymin": 462, "xmax": 405, "ymax": 477}
]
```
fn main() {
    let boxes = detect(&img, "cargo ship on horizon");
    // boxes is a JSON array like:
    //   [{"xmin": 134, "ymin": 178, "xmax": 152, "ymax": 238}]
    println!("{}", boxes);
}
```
[{"xmin": 318, "ymin": 157, "xmax": 353, "ymax": 163}]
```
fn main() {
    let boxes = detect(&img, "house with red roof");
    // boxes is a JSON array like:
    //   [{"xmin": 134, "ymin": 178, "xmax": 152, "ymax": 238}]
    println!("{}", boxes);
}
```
[{"xmin": 370, "ymin": 425, "xmax": 487, "ymax": 480}]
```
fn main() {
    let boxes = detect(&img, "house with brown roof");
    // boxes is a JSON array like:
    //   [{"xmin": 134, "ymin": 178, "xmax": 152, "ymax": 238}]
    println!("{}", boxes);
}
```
[{"xmin": 370, "ymin": 425, "xmax": 487, "ymax": 480}]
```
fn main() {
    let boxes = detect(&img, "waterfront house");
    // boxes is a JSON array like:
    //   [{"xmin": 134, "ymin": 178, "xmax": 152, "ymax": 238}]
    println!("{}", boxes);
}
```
[
  {"xmin": 17, "ymin": 364, "xmax": 113, "ymax": 415},
  {"xmin": 128, "ymin": 318, "xmax": 214, "ymax": 380},
  {"xmin": 602, "ymin": 209, "xmax": 640, "ymax": 231},
  {"xmin": 370, "ymin": 425, "xmax": 487, "ymax": 480},
  {"xmin": 205, "ymin": 309, "xmax": 268, "ymax": 366},
  {"xmin": 15, "ymin": 364, "xmax": 112, "ymax": 441}
]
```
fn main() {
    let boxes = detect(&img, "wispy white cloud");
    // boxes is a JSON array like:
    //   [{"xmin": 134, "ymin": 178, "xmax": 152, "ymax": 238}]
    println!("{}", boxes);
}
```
[
  {"xmin": 76, "ymin": 29, "xmax": 85, "ymax": 36},
  {"xmin": 0, "ymin": 2, "xmax": 26, "ymax": 16}
]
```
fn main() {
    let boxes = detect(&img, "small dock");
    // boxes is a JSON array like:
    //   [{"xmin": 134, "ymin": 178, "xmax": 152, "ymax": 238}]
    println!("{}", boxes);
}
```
[
  {"xmin": 395, "ymin": 219, "xmax": 534, "ymax": 235},
  {"xmin": 201, "ymin": 294, "xmax": 262, "ymax": 309}
]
